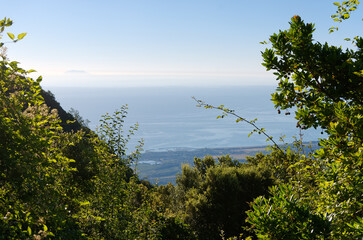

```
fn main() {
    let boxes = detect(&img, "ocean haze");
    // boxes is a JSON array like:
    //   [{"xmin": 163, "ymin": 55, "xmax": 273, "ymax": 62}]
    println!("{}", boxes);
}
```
[{"xmin": 44, "ymin": 85, "xmax": 325, "ymax": 151}]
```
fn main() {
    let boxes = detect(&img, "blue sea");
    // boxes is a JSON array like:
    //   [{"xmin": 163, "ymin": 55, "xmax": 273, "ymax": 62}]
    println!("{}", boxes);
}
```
[{"xmin": 44, "ymin": 85, "xmax": 325, "ymax": 152}]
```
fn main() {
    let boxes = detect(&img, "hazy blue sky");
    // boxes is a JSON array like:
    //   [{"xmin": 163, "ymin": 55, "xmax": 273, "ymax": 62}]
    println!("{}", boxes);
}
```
[{"xmin": 2, "ymin": 1, "xmax": 362, "ymax": 87}]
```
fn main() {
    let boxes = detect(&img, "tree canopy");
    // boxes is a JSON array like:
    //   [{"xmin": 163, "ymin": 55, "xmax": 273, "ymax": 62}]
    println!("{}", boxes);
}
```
[{"xmin": 245, "ymin": 7, "xmax": 362, "ymax": 240}]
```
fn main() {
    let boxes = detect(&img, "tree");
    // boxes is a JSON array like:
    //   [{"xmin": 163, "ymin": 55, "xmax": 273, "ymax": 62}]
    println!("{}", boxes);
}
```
[
  {"xmin": 246, "ymin": 5, "xmax": 362, "ymax": 239},
  {"xmin": 194, "ymin": 2, "xmax": 362, "ymax": 238},
  {"xmin": 159, "ymin": 155, "xmax": 273, "ymax": 239},
  {"xmin": 0, "ymin": 17, "xmax": 161, "ymax": 239},
  {"xmin": 0, "ymin": 17, "xmax": 89, "ymax": 238}
]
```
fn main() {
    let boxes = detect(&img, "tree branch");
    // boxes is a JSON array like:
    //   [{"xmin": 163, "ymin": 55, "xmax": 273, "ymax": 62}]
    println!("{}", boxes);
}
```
[{"xmin": 193, "ymin": 97, "xmax": 285, "ymax": 155}]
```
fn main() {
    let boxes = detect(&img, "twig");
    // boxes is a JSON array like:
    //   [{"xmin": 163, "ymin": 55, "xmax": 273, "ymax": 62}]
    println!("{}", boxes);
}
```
[{"xmin": 193, "ymin": 97, "xmax": 285, "ymax": 155}]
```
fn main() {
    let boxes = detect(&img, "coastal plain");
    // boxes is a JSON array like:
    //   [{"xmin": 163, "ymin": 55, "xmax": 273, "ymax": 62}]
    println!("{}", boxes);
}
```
[{"xmin": 137, "ymin": 145, "xmax": 268, "ymax": 185}]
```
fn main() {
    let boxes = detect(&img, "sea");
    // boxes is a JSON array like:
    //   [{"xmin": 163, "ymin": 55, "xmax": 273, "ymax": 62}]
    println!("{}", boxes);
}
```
[{"xmin": 44, "ymin": 85, "xmax": 325, "ymax": 152}]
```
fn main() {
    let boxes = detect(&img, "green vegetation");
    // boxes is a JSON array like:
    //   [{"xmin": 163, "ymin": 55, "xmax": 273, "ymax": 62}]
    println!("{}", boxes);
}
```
[
  {"xmin": 170, "ymin": 155, "xmax": 273, "ymax": 239},
  {"xmin": 0, "ymin": 1, "xmax": 362, "ymax": 239},
  {"xmin": 0, "ymin": 17, "xmax": 189, "ymax": 239},
  {"xmin": 137, "ymin": 146, "xmax": 269, "ymax": 185},
  {"xmin": 245, "ymin": 11, "xmax": 363, "ymax": 239}
]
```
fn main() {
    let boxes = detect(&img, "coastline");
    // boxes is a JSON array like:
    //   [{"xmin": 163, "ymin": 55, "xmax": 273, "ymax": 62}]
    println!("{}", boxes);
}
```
[{"xmin": 137, "ymin": 141, "xmax": 319, "ymax": 185}]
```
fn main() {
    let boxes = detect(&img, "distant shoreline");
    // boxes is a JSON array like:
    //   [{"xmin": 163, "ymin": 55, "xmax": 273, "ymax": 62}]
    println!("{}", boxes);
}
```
[
  {"xmin": 144, "ymin": 144, "xmax": 268, "ymax": 153},
  {"xmin": 137, "ymin": 141, "xmax": 319, "ymax": 185},
  {"xmin": 142, "ymin": 140, "xmax": 319, "ymax": 155}
]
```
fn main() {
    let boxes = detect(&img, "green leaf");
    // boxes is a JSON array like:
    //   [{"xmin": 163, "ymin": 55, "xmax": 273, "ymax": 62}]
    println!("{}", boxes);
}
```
[
  {"xmin": 7, "ymin": 32, "xmax": 15, "ymax": 40},
  {"xmin": 17, "ymin": 32, "xmax": 27, "ymax": 40}
]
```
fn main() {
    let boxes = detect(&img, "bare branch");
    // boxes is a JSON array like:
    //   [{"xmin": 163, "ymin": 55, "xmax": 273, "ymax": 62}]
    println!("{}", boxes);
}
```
[{"xmin": 193, "ymin": 97, "xmax": 285, "ymax": 155}]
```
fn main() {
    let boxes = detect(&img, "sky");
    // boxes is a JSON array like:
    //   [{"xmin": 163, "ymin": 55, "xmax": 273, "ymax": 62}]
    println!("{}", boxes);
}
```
[{"xmin": 2, "ymin": 0, "xmax": 362, "ymax": 87}]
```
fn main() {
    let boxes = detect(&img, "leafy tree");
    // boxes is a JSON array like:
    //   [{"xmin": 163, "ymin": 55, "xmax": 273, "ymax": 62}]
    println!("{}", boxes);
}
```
[
  {"xmin": 193, "ymin": 2, "xmax": 362, "ymax": 239},
  {"xmin": 0, "ymin": 17, "xmax": 88, "ymax": 238},
  {"xmin": 97, "ymin": 105, "xmax": 143, "ymax": 166},
  {"xmin": 0, "ymin": 17, "xmax": 182, "ymax": 239},
  {"xmin": 159, "ymin": 155, "xmax": 273, "ymax": 240},
  {"xmin": 247, "ymin": 184, "xmax": 332, "ymax": 240},
  {"xmin": 245, "ymin": 5, "xmax": 363, "ymax": 239}
]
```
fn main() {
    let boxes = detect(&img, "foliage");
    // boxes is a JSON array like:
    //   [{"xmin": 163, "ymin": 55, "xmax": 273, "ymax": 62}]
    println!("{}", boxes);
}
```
[
  {"xmin": 157, "ymin": 155, "xmax": 274, "ymax": 240},
  {"xmin": 0, "ymin": 19, "xmax": 86, "ymax": 238},
  {"xmin": 245, "ymin": 12, "xmax": 363, "ymax": 240},
  {"xmin": 97, "ymin": 105, "xmax": 143, "ymax": 166},
  {"xmin": 40, "ymin": 90, "xmax": 82, "ymax": 132},
  {"xmin": 0, "ymin": 17, "xmax": 188, "ymax": 239},
  {"xmin": 330, "ymin": 0, "xmax": 361, "ymax": 32},
  {"xmin": 192, "ymin": 3, "xmax": 362, "ymax": 238},
  {"xmin": 246, "ymin": 184, "xmax": 331, "ymax": 240}
]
